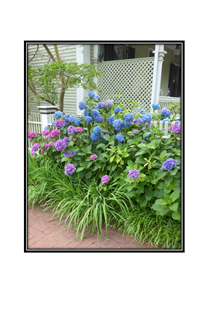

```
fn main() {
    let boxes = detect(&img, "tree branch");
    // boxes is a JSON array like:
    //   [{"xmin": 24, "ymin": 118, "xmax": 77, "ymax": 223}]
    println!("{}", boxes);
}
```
[
  {"xmin": 28, "ymin": 45, "xmax": 39, "ymax": 63},
  {"xmin": 54, "ymin": 45, "xmax": 61, "ymax": 61},
  {"xmin": 43, "ymin": 45, "xmax": 56, "ymax": 62},
  {"xmin": 28, "ymin": 83, "xmax": 56, "ymax": 105}
]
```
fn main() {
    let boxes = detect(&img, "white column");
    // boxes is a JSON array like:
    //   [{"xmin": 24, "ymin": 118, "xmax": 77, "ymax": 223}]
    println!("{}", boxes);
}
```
[
  {"xmin": 76, "ymin": 44, "xmax": 90, "ymax": 115},
  {"xmin": 151, "ymin": 44, "xmax": 167, "ymax": 109},
  {"xmin": 37, "ymin": 105, "xmax": 57, "ymax": 132},
  {"xmin": 155, "ymin": 45, "xmax": 167, "ymax": 105},
  {"xmin": 93, "ymin": 44, "xmax": 99, "ymax": 95}
]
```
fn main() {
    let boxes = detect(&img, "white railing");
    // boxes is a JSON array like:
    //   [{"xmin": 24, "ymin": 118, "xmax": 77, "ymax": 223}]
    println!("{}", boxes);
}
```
[{"xmin": 159, "ymin": 96, "xmax": 180, "ymax": 110}]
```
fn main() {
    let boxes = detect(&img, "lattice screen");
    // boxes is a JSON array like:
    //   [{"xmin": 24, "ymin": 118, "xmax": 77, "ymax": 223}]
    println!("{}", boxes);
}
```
[{"xmin": 97, "ymin": 57, "xmax": 154, "ymax": 114}]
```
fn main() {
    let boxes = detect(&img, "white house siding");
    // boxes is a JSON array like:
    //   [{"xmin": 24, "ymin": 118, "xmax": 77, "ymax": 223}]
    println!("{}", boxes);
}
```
[{"xmin": 28, "ymin": 44, "xmax": 77, "ymax": 115}]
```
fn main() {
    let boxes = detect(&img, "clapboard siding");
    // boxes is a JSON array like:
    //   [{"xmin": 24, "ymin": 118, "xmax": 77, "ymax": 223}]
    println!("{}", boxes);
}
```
[{"xmin": 28, "ymin": 44, "xmax": 77, "ymax": 115}]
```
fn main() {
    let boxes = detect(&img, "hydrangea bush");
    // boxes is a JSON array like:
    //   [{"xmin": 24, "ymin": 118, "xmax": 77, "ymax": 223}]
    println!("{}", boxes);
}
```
[{"xmin": 28, "ymin": 92, "xmax": 181, "ymax": 222}]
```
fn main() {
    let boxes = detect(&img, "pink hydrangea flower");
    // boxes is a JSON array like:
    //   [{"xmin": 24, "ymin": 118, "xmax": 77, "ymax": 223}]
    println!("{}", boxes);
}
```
[
  {"xmin": 101, "ymin": 175, "xmax": 110, "ymax": 184},
  {"xmin": 28, "ymin": 131, "xmax": 37, "ymax": 140},
  {"xmin": 169, "ymin": 124, "xmax": 181, "ymax": 133},
  {"xmin": 50, "ymin": 129, "xmax": 60, "ymax": 138},
  {"xmin": 42, "ymin": 130, "xmax": 50, "ymax": 136},
  {"xmin": 55, "ymin": 119, "xmax": 65, "ymax": 128},
  {"xmin": 31, "ymin": 152, "xmax": 37, "ymax": 156},
  {"xmin": 90, "ymin": 155, "xmax": 98, "ymax": 160},
  {"xmin": 117, "ymin": 132, "xmax": 122, "ymax": 135},
  {"xmin": 41, "ymin": 148, "xmax": 44, "ymax": 153},
  {"xmin": 75, "ymin": 127, "xmax": 83, "ymax": 133},
  {"xmin": 48, "ymin": 141, "xmax": 55, "ymax": 146}
]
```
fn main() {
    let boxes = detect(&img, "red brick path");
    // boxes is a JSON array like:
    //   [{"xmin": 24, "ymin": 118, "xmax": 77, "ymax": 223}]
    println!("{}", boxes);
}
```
[{"xmin": 27, "ymin": 205, "xmax": 155, "ymax": 250}]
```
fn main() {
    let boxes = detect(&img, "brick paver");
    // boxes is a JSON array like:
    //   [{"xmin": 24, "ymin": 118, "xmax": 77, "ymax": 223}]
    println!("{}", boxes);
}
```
[{"xmin": 27, "ymin": 205, "xmax": 156, "ymax": 250}]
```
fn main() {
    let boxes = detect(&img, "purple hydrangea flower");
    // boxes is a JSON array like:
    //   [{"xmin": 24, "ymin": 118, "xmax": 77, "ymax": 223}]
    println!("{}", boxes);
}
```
[
  {"xmin": 64, "ymin": 164, "xmax": 76, "ymax": 175},
  {"xmin": 67, "ymin": 126, "xmax": 76, "ymax": 135},
  {"xmin": 162, "ymin": 158, "xmax": 178, "ymax": 171},
  {"xmin": 169, "ymin": 124, "xmax": 181, "ymax": 133},
  {"xmin": 31, "ymin": 143, "xmax": 40, "ymax": 152},
  {"xmin": 28, "ymin": 131, "xmax": 38, "ymax": 140},
  {"xmin": 97, "ymin": 102, "xmax": 105, "ymax": 109},
  {"xmin": 104, "ymin": 100, "xmax": 113, "ymax": 109},
  {"xmin": 54, "ymin": 139, "xmax": 67, "ymax": 151},
  {"xmin": 55, "ymin": 119, "xmax": 65, "ymax": 128},
  {"xmin": 127, "ymin": 169, "xmax": 139, "ymax": 179},
  {"xmin": 64, "ymin": 151, "xmax": 76, "ymax": 158},
  {"xmin": 101, "ymin": 175, "xmax": 110, "ymax": 184},
  {"xmin": 161, "ymin": 108, "xmax": 168, "ymax": 116},
  {"xmin": 62, "ymin": 137, "xmax": 69, "ymax": 143},
  {"xmin": 133, "ymin": 118, "xmax": 144, "ymax": 125},
  {"xmin": 132, "ymin": 129, "xmax": 139, "ymax": 134}
]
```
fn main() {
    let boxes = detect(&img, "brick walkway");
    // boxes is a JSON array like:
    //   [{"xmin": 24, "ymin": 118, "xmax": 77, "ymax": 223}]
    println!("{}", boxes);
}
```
[{"xmin": 27, "ymin": 205, "xmax": 155, "ymax": 250}]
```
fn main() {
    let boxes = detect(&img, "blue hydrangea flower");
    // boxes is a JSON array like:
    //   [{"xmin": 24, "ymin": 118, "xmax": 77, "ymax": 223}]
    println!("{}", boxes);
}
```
[
  {"xmin": 114, "ymin": 107, "xmax": 123, "ymax": 113},
  {"xmin": 113, "ymin": 119, "xmax": 124, "ymax": 131},
  {"xmin": 94, "ymin": 114, "xmax": 103, "ymax": 122},
  {"xmin": 91, "ymin": 109, "xmax": 99, "ymax": 117},
  {"xmin": 64, "ymin": 114, "xmax": 70, "ymax": 123},
  {"xmin": 84, "ymin": 108, "xmax": 91, "ymax": 117},
  {"xmin": 75, "ymin": 118, "xmax": 81, "ymax": 126},
  {"xmin": 97, "ymin": 102, "xmax": 105, "ymax": 109},
  {"xmin": 88, "ymin": 91, "xmax": 95, "ymax": 98},
  {"xmin": 124, "ymin": 120, "xmax": 132, "ymax": 128},
  {"xmin": 124, "ymin": 113, "xmax": 134, "ymax": 121},
  {"xmin": 162, "ymin": 158, "xmax": 178, "ymax": 171},
  {"xmin": 116, "ymin": 134, "xmax": 124, "ymax": 142},
  {"xmin": 108, "ymin": 115, "xmax": 115, "ymax": 124},
  {"xmin": 54, "ymin": 111, "xmax": 63, "ymax": 119},
  {"xmin": 85, "ymin": 116, "xmax": 93, "ymax": 123},
  {"xmin": 79, "ymin": 101, "xmax": 86, "ymax": 110},
  {"xmin": 140, "ymin": 109, "xmax": 146, "ymax": 114},
  {"xmin": 90, "ymin": 133, "xmax": 100, "ymax": 142},
  {"xmin": 142, "ymin": 113, "xmax": 152, "ymax": 123},
  {"xmin": 175, "ymin": 120, "xmax": 180, "ymax": 124},
  {"xmin": 93, "ymin": 126, "xmax": 101, "ymax": 134},
  {"xmin": 44, "ymin": 125, "xmax": 50, "ymax": 130},
  {"xmin": 161, "ymin": 108, "xmax": 168, "ymax": 116},
  {"xmin": 163, "ymin": 118, "xmax": 171, "ymax": 125},
  {"xmin": 165, "ymin": 110, "xmax": 171, "ymax": 117},
  {"xmin": 69, "ymin": 115, "xmax": 76, "ymax": 123},
  {"xmin": 94, "ymin": 95, "xmax": 100, "ymax": 102},
  {"xmin": 51, "ymin": 120, "xmax": 56, "ymax": 126},
  {"xmin": 152, "ymin": 103, "xmax": 160, "ymax": 110}
]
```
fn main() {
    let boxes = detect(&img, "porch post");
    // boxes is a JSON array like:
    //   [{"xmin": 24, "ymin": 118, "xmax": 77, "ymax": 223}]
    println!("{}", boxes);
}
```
[
  {"xmin": 93, "ymin": 44, "xmax": 99, "ymax": 95},
  {"xmin": 37, "ymin": 105, "xmax": 57, "ymax": 132},
  {"xmin": 76, "ymin": 44, "xmax": 90, "ymax": 115},
  {"xmin": 151, "ymin": 45, "xmax": 159, "ymax": 107},
  {"xmin": 155, "ymin": 45, "xmax": 167, "ymax": 105}
]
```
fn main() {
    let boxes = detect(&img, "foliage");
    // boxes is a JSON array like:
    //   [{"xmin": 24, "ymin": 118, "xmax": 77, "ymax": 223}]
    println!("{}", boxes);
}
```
[{"xmin": 28, "ymin": 94, "xmax": 181, "ymax": 247}]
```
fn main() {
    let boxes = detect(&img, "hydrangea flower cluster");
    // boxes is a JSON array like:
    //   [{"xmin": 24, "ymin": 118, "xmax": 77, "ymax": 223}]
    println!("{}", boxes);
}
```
[
  {"xmin": 75, "ymin": 118, "xmax": 81, "ymax": 126},
  {"xmin": 54, "ymin": 139, "xmax": 67, "ymax": 151},
  {"xmin": 62, "ymin": 137, "xmax": 69, "ymax": 143},
  {"xmin": 101, "ymin": 175, "xmax": 110, "ymax": 184},
  {"xmin": 91, "ymin": 109, "xmax": 103, "ymax": 122},
  {"xmin": 116, "ymin": 134, "xmax": 124, "ymax": 142},
  {"xmin": 142, "ymin": 113, "xmax": 152, "ymax": 123},
  {"xmin": 124, "ymin": 113, "xmax": 134, "ymax": 121},
  {"xmin": 93, "ymin": 126, "xmax": 101, "ymax": 135},
  {"xmin": 69, "ymin": 115, "xmax": 76, "ymax": 123},
  {"xmin": 85, "ymin": 116, "xmax": 93, "ymax": 123},
  {"xmin": 50, "ymin": 129, "xmax": 60, "ymax": 138},
  {"xmin": 104, "ymin": 100, "xmax": 113, "ymax": 109},
  {"xmin": 28, "ymin": 131, "xmax": 38, "ymax": 140},
  {"xmin": 132, "ymin": 118, "xmax": 144, "ymax": 125},
  {"xmin": 42, "ymin": 130, "xmax": 50, "ymax": 136},
  {"xmin": 162, "ymin": 158, "xmax": 178, "ymax": 171},
  {"xmin": 132, "ymin": 129, "xmax": 139, "ymax": 134},
  {"xmin": 114, "ymin": 107, "xmax": 123, "ymax": 113},
  {"xmin": 97, "ymin": 102, "xmax": 105, "ymax": 109},
  {"xmin": 140, "ymin": 109, "xmax": 146, "ymax": 114},
  {"xmin": 64, "ymin": 151, "xmax": 76, "ymax": 158},
  {"xmin": 163, "ymin": 118, "xmax": 171, "ymax": 125},
  {"xmin": 67, "ymin": 126, "xmax": 76, "ymax": 135},
  {"xmin": 75, "ymin": 127, "xmax": 83, "ymax": 133},
  {"xmin": 31, "ymin": 143, "xmax": 40, "ymax": 152},
  {"xmin": 112, "ymin": 119, "xmax": 124, "ymax": 131},
  {"xmin": 78, "ymin": 101, "xmax": 86, "ymax": 110},
  {"xmin": 54, "ymin": 111, "xmax": 63, "ymax": 119},
  {"xmin": 48, "ymin": 141, "xmax": 55, "ymax": 146},
  {"xmin": 88, "ymin": 91, "xmax": 95, "ymax": 98},
  {"xmin": 94, "ymin": 95, "xmax": 100, "ymax": 102},
  {"xmin": 64, "ymin": 164, "xmax": 76, "ymax": 175},
  {"xmin": 152, "ymin": 103, "xmax": 160, "ymax": 110},
  {"xmin": 108, "ymin": 115, "xmax": 115, "ymax": 124},
  {"xmin": 90, "ymin": 132, "xmax": 100, "ymax": 142},
  {"xmin": 55, "ymin": 119, "xmax": 65, "ymax": 128},
  {"xmin": 127, "ymin": 169, "xmax": 139, "ymax": 179},
  {"xmin": 161, "ymin": 108, "xmax": 168, "ymax": 116},
  {"xmin": 90, "ymin": 155, "xmax": 98, "ymax": 160},
  {"xmin": 169, "ymin": 124, "xmax": 181, "ymax": 133},
  {"xmin": 64, "ymin": 114, "xmax": 70, "ymax": 123},
  {"xmin": 84, "ymin": 108, "xmax": 91, "ymax": 117}
]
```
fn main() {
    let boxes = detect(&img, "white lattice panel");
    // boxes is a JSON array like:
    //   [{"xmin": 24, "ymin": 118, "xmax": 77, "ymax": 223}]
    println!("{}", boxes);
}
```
[{"xmin": 97, "ymin": 57, "xmax": 154, "ymax": 114}]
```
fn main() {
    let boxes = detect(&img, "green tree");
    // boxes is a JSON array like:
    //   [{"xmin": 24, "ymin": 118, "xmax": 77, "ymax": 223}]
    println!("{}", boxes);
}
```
[{"xmin": 28, "ymin": 44, "xmax": 103, "ymax": 112}]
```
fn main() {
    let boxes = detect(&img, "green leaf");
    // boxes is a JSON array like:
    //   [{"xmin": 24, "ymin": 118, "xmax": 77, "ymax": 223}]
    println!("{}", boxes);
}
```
[
  {"xmin": 139, "ymin": 196, "xmax": 148, "ymax": 207},
  {"xmin": 169, "ymin": 202, "xmax": 179, "ymax": 212},
  {"xmin": 155, "ymin": 207, "xmax": 170, "ymax": 216},
  {"xmin": 127, "ymin": 160, "xmax": 134, "ymax": 167},
  {"xmin": 96, "ymin": 143, "xmax": 106, "ymax": 149},
  {"xmin": 165, "ymin": 175, "xmax": 172, "ymax": 185},
  {"xmin": 145, "ymin": 188, "xmax": 153, "ymax": 201},
  {"xmin": 76, "ymin": 167, "xmax": 84, "ymax": 172},
  {"xmin": 71, "ymin": 146, "xmax": 80, "ymax": 152},
  {"xmin": 160, "ymin": 150, "xmax": 167, "ymax": 159},
  {"xmin": 135, "ymin": 150, "xmax": 147, "ymax": 156},
  {"xmin": 170, "ymin": 191, "xmax": 180, "ymax": 203},
  {"xmin": 110, "ymin": 156, "xmax": 115, "ymax": 163},
  {"xmin": 61, "ymin": 157, "xmax": 68, "ymax": 162},
  {"xmin": 157, "ymin": 171, "xmax": 167, "ymax": 180},
  {"xmin": 172, "ymin": 211, "xmax": 181, "ymax": 220},
  {"xmin": 136, "ymin": 184, "xmax": 144, "ymax": 194},
  {"xmin": 170, "ymin": 167, "xmax": 179, "ymax": 175},
  {"xmin": 85, "ymin": 172, "xmax": 92, "ymax": 179},
  {"xmin": 154, "ymin": 199, "xmax": 167, "ymax": 206},
  {"xmin": 163, "ymin": 194, "xmax": 172, "ymax": 204}
]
